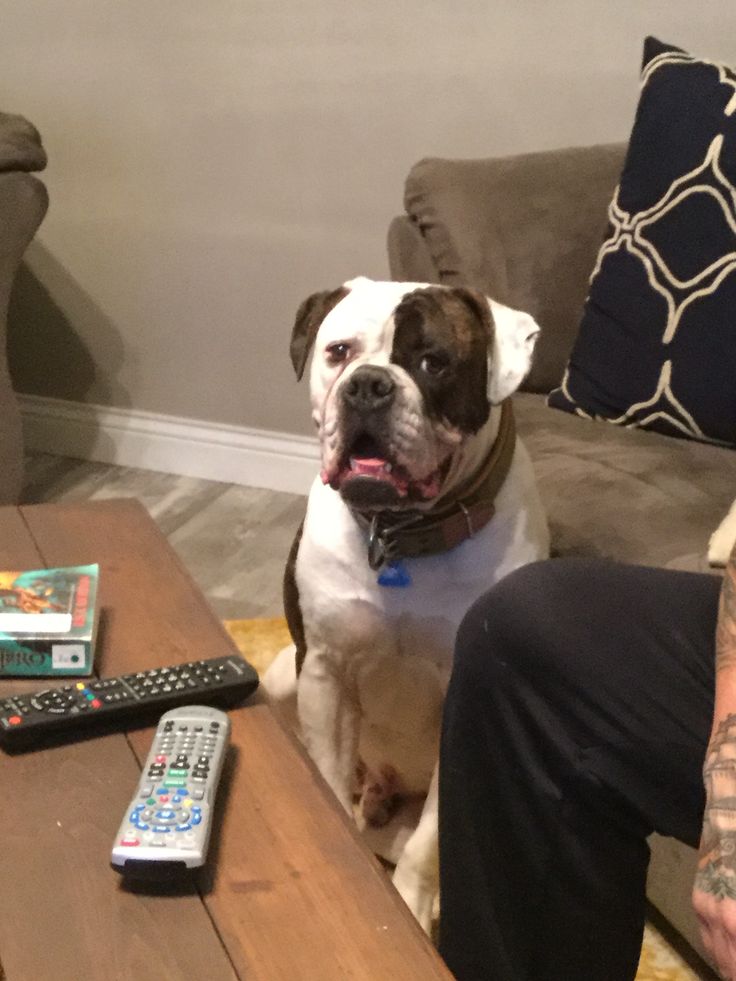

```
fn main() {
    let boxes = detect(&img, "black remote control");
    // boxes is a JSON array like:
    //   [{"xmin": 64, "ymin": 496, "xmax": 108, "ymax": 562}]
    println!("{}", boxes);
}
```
[{"xmin": 0, "ymin": 654, "xmax": 259, "ymax": 750}]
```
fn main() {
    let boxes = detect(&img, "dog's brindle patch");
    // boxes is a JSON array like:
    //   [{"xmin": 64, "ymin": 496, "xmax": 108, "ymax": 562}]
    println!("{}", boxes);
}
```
[
  {"xmin": 283, "ymin": 521, "xmax": 309, "ymax": 675},
  {"xmin": 391, "ymin": 286, "xmax": 494, "ymax": 434}
]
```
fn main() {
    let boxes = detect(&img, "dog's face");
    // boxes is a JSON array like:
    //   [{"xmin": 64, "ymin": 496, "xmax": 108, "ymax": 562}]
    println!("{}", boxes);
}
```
[{"xmin": 290, "ymin": 277, "xmax": 539, "ymax": 510}]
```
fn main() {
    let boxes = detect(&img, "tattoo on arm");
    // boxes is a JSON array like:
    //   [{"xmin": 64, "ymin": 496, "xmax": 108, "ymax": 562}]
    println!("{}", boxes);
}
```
[
  {"xmin": 695, "ymin": 549, "xmax": 736, "ymax": 897},
  {"xmin": 697, "ymin": 712, "xmax": 736, "ymax": 898}
]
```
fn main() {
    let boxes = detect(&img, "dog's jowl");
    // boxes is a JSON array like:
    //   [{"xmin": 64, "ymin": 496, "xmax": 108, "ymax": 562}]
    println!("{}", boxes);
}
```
[{"xmin": 263, "ymin": 277, "xmax": 549, "ymax": 932}]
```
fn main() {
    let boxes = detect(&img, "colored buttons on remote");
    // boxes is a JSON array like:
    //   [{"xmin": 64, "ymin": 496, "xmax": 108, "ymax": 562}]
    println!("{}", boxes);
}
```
[
  {"xmin": 112, "ymin": 706, "xmax": 231, "ymax": 875},
  {"xmin": 0, "ymin": 655, "xmax": 258, "ymax": 749}
]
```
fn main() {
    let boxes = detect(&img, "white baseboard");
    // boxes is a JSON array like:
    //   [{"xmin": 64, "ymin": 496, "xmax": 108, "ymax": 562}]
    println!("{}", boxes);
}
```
[{"xmin": 19, "ymin": 394, "xmax": 320, "ymax": 496}]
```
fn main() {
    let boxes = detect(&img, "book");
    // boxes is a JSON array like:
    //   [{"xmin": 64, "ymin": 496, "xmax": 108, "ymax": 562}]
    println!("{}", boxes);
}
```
[{"xmin": 0, "ymin": 564, "xmax": 100, "ymax": 677}]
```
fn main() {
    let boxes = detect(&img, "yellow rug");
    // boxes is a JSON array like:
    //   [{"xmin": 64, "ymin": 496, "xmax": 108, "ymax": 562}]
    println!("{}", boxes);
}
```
[{"xmin": 223, "ymin": 617, "xmax": 706, "ymax": 981}]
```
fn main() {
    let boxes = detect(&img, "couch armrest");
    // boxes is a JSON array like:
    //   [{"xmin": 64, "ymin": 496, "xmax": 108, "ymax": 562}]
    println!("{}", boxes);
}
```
[
  {"xmin": 0, "ymin": 112, "xmax": 48, "ymax": 504},
  {"xmin": 399, "ymin": 143, "xmax": 626, "ymax": 392},
  {"xmin": 0, "ymin": 112, "xmax": 47, "ymax": 174},
  {"xmin": 387, "ymin": 216, "xmax": 441, "ymax": 284}
]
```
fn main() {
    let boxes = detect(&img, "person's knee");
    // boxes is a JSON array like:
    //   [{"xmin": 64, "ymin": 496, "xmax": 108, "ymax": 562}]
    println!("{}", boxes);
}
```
[
  {"xmin": 453, "ymin": 558, "xmax": 610, "ymax": 688},
  {"xmin": 454, "ymin": 560, "xmax": 555, "ymax": 681}
]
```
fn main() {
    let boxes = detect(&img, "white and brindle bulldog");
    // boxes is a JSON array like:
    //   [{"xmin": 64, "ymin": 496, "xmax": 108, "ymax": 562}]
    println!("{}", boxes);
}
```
[{"xmin": 263, "ymin": 276, "xmax": 549, "ymax": 930}]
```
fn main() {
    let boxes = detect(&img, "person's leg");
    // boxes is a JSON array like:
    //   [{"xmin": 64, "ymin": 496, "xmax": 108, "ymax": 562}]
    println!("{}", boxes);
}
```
[{"xmin": 439, "ymin": 558, "xmax": 720, "ymax": 981}]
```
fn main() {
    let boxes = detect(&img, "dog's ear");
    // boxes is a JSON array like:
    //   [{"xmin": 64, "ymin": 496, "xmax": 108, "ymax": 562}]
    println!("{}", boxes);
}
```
[
  {"xmin": 290, "ymin": 286, "xmax": 350, "ymax": 381},
  {"xmin": 486, "ymin": 300, "xmax": 540, "ymax": 404}
]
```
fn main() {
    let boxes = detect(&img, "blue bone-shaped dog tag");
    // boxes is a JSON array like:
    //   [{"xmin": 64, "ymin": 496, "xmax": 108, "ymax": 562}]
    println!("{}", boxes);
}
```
[{"xmin": 377, "ymin": 559, "xmax": 412, "ymax": 588}]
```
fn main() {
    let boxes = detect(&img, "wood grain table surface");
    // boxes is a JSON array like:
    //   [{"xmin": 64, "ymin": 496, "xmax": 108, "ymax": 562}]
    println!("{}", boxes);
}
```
[{"xmin": 0, "ymin": 499, "xmax": 451, "ymax": 981}]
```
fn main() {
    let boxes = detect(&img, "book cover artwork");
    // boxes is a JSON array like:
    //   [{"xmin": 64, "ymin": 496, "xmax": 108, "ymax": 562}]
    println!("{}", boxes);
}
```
[
  {"xmin": 0, "ymin": 564, "xmax": 100, "ymax": 677},
  {"xmin": 0, "ymin": 568, "xmax": 79, "ymax": 632}
]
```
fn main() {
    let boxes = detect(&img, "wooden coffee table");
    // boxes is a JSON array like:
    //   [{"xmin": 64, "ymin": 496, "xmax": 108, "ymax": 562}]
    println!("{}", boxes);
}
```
[{"xmin": 0, "ymin": 499, "xmax": 451, "ymax": 981}]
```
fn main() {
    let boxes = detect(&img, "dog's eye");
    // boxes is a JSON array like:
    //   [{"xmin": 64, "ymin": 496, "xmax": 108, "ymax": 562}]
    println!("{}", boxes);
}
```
[
  {"xmin": 420, "ymin": 352, "xmax": 448, "ymax": 376},
  {"xmin": 326, "ymin": 342, "xmax": 351, "ymax": 365}
]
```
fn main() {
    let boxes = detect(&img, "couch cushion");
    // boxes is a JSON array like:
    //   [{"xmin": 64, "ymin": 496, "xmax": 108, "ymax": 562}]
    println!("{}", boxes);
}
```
[
  {"xmin": 403, "ymin": 144, "xmax": 625, "ymax": 394},
  {"xmin": 549, "ymin": 36, "xmax": 736, "ymax": 447},
  {"xmin": 515, "ymin": 392, "xmax": 736, "ymax": 573}
]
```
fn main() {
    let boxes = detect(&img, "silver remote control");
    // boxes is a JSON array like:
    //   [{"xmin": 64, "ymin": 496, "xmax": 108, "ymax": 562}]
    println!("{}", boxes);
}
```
[{"xmin": 111, "ymin": 705, "xmax": 231, "ymax": 877}]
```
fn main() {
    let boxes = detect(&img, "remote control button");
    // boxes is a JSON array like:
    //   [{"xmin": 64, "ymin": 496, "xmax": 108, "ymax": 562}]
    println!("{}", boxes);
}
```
[
  {"xmin": 136, "ymin": 823, "xmax": 150, "ymax": 831},
  {"xmin": 155, "ymin": 809, "xmax": 176, "ymax": 820},
  {"xmin": 152, "ymin": 825, "xmax": 172, "ymax": 833},
  {"xmin": 151, "ymin": 837, "xmax": 167, "ymax": 847},
  {"xmin": 7, "ymin": 715, "xmax": 22, "ymax": 726},
  {"xmin": 176, "ymin": 823, "xmax": 191, "ymax": 832},
  {"xmin": 191, "ymin": 812, "xmax": 202, "ymax": 825},
  {"xmin": 120, "ymin": 836, "xmax": 140, "ymax": 846},
  {"xmin": 139, "ymin": 786, "xmax": 153, "ymax": 798}
]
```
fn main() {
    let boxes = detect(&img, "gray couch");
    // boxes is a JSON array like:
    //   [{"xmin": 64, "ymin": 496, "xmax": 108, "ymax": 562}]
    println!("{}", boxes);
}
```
[
  {"xmin": 0, "ymin": 112, "xmax": 48, "ymax": 504},
  {"xmin": 389, "ymin": 143, "xmax": 736, "ymax": 962}
]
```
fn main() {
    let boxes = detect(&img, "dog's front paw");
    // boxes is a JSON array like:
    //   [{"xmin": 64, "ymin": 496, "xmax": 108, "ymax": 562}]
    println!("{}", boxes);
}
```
[{"xmin": 358, "ymin": 764, "xmax": 402, "ymax": 828}]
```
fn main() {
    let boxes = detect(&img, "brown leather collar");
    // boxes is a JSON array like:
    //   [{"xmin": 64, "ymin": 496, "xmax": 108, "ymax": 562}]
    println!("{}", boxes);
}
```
[{"xmin": 353, "ymin": 399, "xmax": 516, "ymax": 570}]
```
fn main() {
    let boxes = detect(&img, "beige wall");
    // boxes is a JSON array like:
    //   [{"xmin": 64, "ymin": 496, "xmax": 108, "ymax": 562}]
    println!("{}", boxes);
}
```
[{"xmin": 4, "ymin": 2, "xmax": 735, "ymax": 437}]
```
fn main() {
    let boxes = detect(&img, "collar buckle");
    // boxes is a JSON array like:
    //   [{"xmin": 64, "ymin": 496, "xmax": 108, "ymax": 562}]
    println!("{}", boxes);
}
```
[{"xmin": 367, "ymin": 515, "xmax": 396, "ymax": 570}]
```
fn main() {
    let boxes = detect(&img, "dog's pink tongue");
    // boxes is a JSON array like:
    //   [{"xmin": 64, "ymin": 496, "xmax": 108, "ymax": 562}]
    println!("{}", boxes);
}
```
[{"xmin": 350, "ymin": 457, "xmax": 389, "ymax": 477}]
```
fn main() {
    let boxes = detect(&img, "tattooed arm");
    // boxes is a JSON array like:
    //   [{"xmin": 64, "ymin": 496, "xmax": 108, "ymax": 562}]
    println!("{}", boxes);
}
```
[{"xmin": 693, "ymin": 545, "xmax": 736, "ymax": 978}]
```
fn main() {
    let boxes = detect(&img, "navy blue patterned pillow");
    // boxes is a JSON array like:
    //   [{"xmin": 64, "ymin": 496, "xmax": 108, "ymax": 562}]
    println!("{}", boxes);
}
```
[{"xmin": 548, "ymin": 36, "xmax": 736, "ymax": 445}]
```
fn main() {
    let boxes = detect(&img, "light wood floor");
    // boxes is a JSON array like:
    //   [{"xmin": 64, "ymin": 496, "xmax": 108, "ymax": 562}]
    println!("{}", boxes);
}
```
[{"xmin": 22, "ymin": 452, "xmax": 306, "ymax": 622}]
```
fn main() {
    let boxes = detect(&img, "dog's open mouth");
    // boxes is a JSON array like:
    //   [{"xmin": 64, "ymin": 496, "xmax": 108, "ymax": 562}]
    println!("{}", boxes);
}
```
[{"xmin": 322, "ymin": 433, "xmax": 442, "ymax": 506}]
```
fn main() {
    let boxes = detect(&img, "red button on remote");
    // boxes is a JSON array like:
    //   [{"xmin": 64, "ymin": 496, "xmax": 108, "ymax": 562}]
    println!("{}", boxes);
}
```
[
  {"xmin": 91, "ymin": 699, "xmax": 102, "ymax": 709},
  {"xmin": 8, "ymin": 716, "xmax": 21, "ymax": 726}
]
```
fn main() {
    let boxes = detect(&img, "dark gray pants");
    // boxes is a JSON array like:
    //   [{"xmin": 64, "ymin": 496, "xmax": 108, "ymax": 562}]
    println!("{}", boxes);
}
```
[{"xmin": 438, "ymin": 558, "xmax": 720, "ymax": 981}]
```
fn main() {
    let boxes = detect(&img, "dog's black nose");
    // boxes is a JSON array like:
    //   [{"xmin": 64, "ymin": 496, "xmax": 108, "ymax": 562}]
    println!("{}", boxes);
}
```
[{"xmin": 343, "ymin": 365, "xmax": 395, "ymax": 411}]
